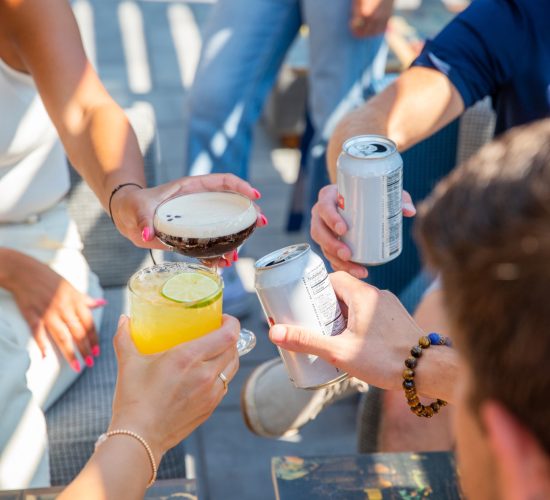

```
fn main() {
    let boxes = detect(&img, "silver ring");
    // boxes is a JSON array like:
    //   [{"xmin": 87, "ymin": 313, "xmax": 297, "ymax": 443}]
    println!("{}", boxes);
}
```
[{"xmin": 218, "ymin": 371, "xmax": 228, "ymax": 392}]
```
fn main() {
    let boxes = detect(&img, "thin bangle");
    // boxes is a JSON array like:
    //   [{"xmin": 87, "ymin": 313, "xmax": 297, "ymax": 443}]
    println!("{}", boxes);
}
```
[
  {"xmin": 402, "ymin": 332, "xmax": 452, "ymax": 418},
  {"xmin": 108, "ymin": 182, "xmax": 144, "ymax": 227},
  {"xmin": 95, "ymin": 429, "xmax": 157, "ymax": 487}
]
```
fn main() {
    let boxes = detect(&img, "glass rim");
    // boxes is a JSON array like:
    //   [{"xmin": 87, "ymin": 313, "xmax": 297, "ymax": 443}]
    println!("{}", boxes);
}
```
[
  {"xmin": 153, "ymin": 190, "xmax": 255, "ymax": 229},
  {"xmin": 128, "ymin": 261, "xmax": 222, "ymax": 306}
]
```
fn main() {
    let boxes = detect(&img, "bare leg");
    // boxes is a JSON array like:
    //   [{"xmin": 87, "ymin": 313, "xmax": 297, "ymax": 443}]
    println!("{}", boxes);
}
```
[{"xmin": 378, "ymin": 289, "xmax": 455, "ymax": 452}]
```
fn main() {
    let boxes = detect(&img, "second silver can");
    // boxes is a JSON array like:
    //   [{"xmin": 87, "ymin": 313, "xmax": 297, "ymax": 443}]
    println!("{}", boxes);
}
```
[
  {"xmin": 337, "ymin": 135, "xmax": 403, "ymax": 265},
  {"xmin": 254, "ymin": 244, "xmax": 348, "ymax": 389}
]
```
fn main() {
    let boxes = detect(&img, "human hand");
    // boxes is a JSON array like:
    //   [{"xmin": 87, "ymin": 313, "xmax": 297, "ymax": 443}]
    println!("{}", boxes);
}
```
[
  {"xmin": 109, "ymin": 314, "xmax": 240, "ymax": 463},
  {"xmin": 2, "ymin": 250, "xmax": 102, "ymax": 370},
  {"xmin": 109, "ymin": 173, "xmax": 268, "ymax": 264},
  {"xmin": 268, "ymin": 271, "xmax": 423, "ymax": 391},
  {"xmin": 350, "ymin": 0, "xmax": 394, "ymax": 38},
  {"xmin": 310, "ymin": 184, "xmax": 416, "ymax": 278}
]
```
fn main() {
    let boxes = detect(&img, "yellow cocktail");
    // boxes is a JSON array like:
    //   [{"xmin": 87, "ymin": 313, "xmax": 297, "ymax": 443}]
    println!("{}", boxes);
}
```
[{"xmin": 129, "ymin": 262, "xmax": 223, "ymax": 354}]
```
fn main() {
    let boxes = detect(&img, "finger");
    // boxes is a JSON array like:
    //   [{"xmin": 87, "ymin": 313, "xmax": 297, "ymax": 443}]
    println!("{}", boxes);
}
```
[
  {"xmin": 269, "ymin": 323, "xmax": 339, "ymax": 358},
  {"xmin": 169, "ymin": 314, "xmax": 240, "ymax": 362},
  {"xmin": 77, "ymin": 303, "xmax": 100, "ymax": 358},
  {"xmin": 30, "ymin": 320, "xmax": 50, "ymax": 358},
  {"xmin": 63, "ymin": 313, "xmax": 93, "ymax": 363},
  {"xmin": 310, "ymin": 213, "xmax": 352, "ymax": 262},
  {"xmin": 402, "ymin": 190, "xmax": 416, "ymax": 217},
  {"xmin": 113, "ymin": 314, "xmax": 142, "ymax": 359},
  {"xmin": 321, "ymin": 249, "xmax": 368, "ymax": 279},
  {"xmin": 317, "ymin": 186, "xmax": 348, "ymax": 236},
  {"xmin": 86, "ymin": 297, "xmax": 108, "ymax": 309},
  {"xmin": 199, "ymin": 173, "xmax": 258, "ymax": 200},
  {"xmin": 47, "ymin": 318, "xmax": 80, "ymax": 371},
  {"xmin": 214, "ymin": 352, "xmax": 240, "ymax": 400}
]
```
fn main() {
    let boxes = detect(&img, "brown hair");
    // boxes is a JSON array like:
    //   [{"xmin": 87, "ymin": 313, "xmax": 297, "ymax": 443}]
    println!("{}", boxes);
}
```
[{"xmin": 417, "ymin": 119, "xmax": 550, "ymax": 453}]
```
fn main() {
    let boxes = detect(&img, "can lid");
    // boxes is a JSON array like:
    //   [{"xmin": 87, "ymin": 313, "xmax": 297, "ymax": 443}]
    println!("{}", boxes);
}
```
[
  {"xmin": 255, "ymin": 243, "xmax": 310, "ymax": 270},
  {"xmin": 343, "ymin": 135, "xmax": 396, "ymax": 159}
]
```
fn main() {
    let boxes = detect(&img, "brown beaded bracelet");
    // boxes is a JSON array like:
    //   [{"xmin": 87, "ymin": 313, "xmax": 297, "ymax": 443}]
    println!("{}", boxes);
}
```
[
  {"xmin": 108, "ymin": 182, "xmax": 144, "ymax": 227},
  {"xmin": 402, "ymin": 332, "xmax": 452, "ymax": 418}
]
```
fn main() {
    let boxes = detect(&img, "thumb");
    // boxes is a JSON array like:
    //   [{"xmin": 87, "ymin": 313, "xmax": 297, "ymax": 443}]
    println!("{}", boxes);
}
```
[
  {"xmin": 269, "ymin": 324, "xmax": 336, "ymax": 358},
  {"xmin": 113, "ymin": 314, "xmax": 140, "ymax": 358}
]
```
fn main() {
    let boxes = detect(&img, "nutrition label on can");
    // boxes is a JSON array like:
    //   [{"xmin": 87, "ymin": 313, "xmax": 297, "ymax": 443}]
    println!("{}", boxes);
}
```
[
  {"xmin": 384, "ymin": 168, "xmax": 402, "ymax": 257},
  {"xmin": 302, "ymin": 262, "xmax": 346, "ymax": 337}
]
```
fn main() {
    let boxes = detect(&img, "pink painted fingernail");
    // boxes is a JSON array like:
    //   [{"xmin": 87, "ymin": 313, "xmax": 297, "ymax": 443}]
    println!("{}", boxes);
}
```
[
  {"xmin": 92, "ymin": 345, "xmax": 100, "ymax": 357},
  {"xmin": 270, "ymin": 325, "xmax": 286, "ymax": 343},
  {"xmin": 232, "ymin": 250, "xmax": 239, "ymax": 261},
  {"xmin": 224, "ymin": 257, "xmax": 232, "ymax": 267},
  {"xmin": 260, "ymin": 214, "xmax": 268, "ymax": 226},
  {"xmin": 252, "ymin": 189, "xmax": 262, "ymax": 199},
  {"xmin": 94, "ymin": 298, "xmax": 108, "ymax": 308},
  {"xmin": 141, "ymin": 227, "xmax": 152, "ymax": 241},
  {"xmin": 71, "ymin": 360, "xmax": 81, "ymax": 373},
  {"xmin": 85, "ymin": 356, "xmax": 94, "ymax": 368}
]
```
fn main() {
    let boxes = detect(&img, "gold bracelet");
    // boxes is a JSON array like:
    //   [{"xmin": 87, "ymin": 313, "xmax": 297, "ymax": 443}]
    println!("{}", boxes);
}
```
[{"xmin": 95, "ymin": 429, "xmax": 157, "ymax": 488}]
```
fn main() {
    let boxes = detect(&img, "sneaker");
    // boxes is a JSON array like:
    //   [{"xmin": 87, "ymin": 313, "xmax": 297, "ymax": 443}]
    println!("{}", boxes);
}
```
[
  {"xmin": 241, "ymin": 358, "xmax": 368, "ymax": 438},
  {"xmin": 221, "ymin": 265, "xmax": 254, "ymax": 319}
]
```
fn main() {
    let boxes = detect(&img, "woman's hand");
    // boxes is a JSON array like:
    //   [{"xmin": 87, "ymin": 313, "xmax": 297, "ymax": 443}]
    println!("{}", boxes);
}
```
[
  {"xmin": 310, "ymin": 184, "xmax": 416, "ymax": 278},
  {"xmin": 109, "ymin": 314, "xmax": 240, "ymax": 463},
  {"xmin": 109, "ymin": 173, "xmax": 268, "ymax": 265},
  {"xmin": 350, "ymin": 0, "xmax": 394, "ymax": 38},
  {"xmin": 0, "ymin": 249, "xmax": 102, "ymax": 370}
]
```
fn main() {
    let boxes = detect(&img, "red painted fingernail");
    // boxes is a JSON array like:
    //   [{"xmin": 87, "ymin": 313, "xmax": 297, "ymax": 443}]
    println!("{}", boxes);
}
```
[
  {"xmin": 71, "ymin": 360, "xmax": 81, "ymax": 373},
  {"xmin": 92, "ymin": 345, "xmax": 100, "ymax": 357},
  {"xmin": 252, "ymin": 189, "xmax": 261, "ymax": 199},
  {"xmin": 85, "ymin": 356, "xmax": 94, "ymax": 368},
  {"xmin": 141, "ymin": 227, "xmax": 152, "ymax": 241},
  {"xmin": 224, "ymin": 257, "xmax": 232, "ymax": 267},
  {"xmin": 232, "ymin": 250, "xmax": 239, "ymax": 261},
  {"xmin": 260, "ymin": 214, "xmax": 268, "ymax": 226},
  {"xmin": 94, "ymin": 298, "xmax": 108, "ymax": 307}
]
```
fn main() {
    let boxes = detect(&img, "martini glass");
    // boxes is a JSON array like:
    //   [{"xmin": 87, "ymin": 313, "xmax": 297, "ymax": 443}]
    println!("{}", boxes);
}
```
[{"xmin": 153, "ymin": 191, "xmax": 257, "ymax": 356}]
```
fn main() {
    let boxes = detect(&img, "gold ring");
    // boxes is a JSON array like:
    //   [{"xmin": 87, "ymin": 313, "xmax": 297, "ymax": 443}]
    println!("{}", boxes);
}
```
[{"xmin": 218, "ymin": 371, "xmax": 228, "ymax": 392}]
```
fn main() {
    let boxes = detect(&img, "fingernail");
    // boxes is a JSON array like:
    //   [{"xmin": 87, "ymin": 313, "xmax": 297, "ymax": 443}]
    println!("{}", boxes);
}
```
[
  {"xmin": 403, "ymin": 202, "xmax": 416, "ymax": 214},
  {"xmin": 141, "ymin": 227, "xmax": 152, "ymax": 241},
  {"xmin": 232, "ymin": 250, "xmax": 239, "ymax": 261},
  {"xmin": 85, "ymin": 356, "xmax": 94, "ymax": 368},
  {"xmin": 337, "ymin": 248, "xmax": 349, "ymax": 260},
  {"xmin": 352, "ymin": 268, "xmax": 368, "ymax": 279},
  {"xmin": 252, "ymin": 189, "xmax": 262, "ymax": 199},
  {"xmin": 224, "ymin": 257, "xmax": 232, "ymax": 267},
  {"xmin": 270, "ymin": 325, "xmax": 286, "ymax": 343},
  {"xmin": 92, "ymin": 345, "xmax": 101, "ymax": 357},
  {"xmin": 335, "ymin": 222, "xmax": 346, "ymax": 236},
  {"xmin": 260, "ymin": 214, "xmax": 268, "ymax": 226},
  {"xmin": 94, "ymin": 298, "xmax": 108, "ymax": 307},
  {"xmin": 118, "ymin": 315, "xmax": 126, "ymax": 328},
  {"xmin": 71, "ymin": 360, "xmax": 81, "ymax": 373}
]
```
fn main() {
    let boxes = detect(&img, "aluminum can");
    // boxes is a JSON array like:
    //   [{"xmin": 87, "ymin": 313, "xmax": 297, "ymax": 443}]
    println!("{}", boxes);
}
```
[
  {"xmin": 254, "ymin": 243, "xmax": 348, "ymax": 389},
  {"xmin": 337, "ymin": 135, "xmax": 403, "ymax": 265}
]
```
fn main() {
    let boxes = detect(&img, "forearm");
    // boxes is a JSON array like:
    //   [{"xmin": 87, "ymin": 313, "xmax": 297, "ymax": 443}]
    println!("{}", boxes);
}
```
[
  {"xmin": 58, "ymin": 434, "xmax": 156, "ymax": 500},
  {"xmin": 327, "ymin": 67, "xmax": 465, "ymax": 181},
  {"xmin": 62, "ymin": 96, "xmax": 146, "ymax": 211}
]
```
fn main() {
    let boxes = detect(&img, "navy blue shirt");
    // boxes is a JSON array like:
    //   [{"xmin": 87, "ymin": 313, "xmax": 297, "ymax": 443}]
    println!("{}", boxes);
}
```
[{"xmin": 412, "ymin": 0, "xmax": 550, "ymax": 135}]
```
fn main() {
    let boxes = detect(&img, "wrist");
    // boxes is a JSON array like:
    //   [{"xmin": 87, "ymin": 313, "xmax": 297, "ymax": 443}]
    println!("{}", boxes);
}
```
[
  {"xmin": 108, "ymin": 415, "xmax": 165, "ymax": 465},
  {"xmin": 108, "ymin": 183, "xmax": 143, "ymax": 227},
  {"xmin": 0, "ymin": 248, "xmax": 23, "ymax": 291}
]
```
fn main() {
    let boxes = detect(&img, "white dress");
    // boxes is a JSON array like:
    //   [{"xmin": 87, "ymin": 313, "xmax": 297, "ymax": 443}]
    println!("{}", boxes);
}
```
[{"xmin": 0, "ymin": 57, "xmax": 103, "ymax": 489}]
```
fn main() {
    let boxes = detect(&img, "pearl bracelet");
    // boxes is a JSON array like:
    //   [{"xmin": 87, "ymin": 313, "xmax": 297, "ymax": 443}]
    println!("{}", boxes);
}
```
[{"xmin": 95, "ymin": 429, "xmax": 157, "ymax": 487}]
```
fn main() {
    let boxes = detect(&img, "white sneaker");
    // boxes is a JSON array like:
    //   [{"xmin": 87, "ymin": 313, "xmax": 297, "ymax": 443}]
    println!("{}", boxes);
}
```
[{"xmin": 241, "ymin": 358, "xmax": 368, "ymax": 438}]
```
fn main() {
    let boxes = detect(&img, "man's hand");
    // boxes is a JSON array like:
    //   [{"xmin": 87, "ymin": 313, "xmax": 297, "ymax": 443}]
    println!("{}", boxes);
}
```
[
  {"xmin": 311, "ymin": 184, "xmax": 416, "ymax": 277},
  {"xmin": 350, "ymin": 0, "xmax": 394, "ymax": 38},
  {"xmin": 2, "ymin": 250, "xmax": 102, "ymax": 369},
  {"xmin": 268, "ymin": 272, "xmax": 423, "ymax": 391}
]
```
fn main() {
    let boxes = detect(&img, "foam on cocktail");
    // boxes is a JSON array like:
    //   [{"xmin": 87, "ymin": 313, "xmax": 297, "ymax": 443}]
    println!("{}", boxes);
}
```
[
  {"xmin": 154, "ymin": 192, "xmax": 256, "ymax": 238},
  {"xmin": 153, "ymin": 192, "xmax": 257, "ymax": 257}
]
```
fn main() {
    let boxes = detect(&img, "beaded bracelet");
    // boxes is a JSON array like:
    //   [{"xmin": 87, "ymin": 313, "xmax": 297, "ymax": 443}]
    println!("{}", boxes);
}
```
[
  {"xmin": 402, "ymin": 332, "xmax": 452, "ymax": 418},
  {"xmin": 108, "ymin": 182, "xmax": 144, "ymax": 226}
]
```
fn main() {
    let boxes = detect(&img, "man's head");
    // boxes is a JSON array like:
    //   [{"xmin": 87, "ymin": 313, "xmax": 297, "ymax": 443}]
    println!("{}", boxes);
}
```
[{"xmin": 417, "ymin": 119, "xmax": 550, "ymax": 500}]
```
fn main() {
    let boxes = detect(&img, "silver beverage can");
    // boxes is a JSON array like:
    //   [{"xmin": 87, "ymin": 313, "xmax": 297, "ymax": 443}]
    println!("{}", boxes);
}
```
[
  {"xmin": 254, "ymin": 244, "xmax": 348, "ymax": 390},
  {"xmin": 337, "ymin": 135, "xmax": 403, "ymax": 265}
]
